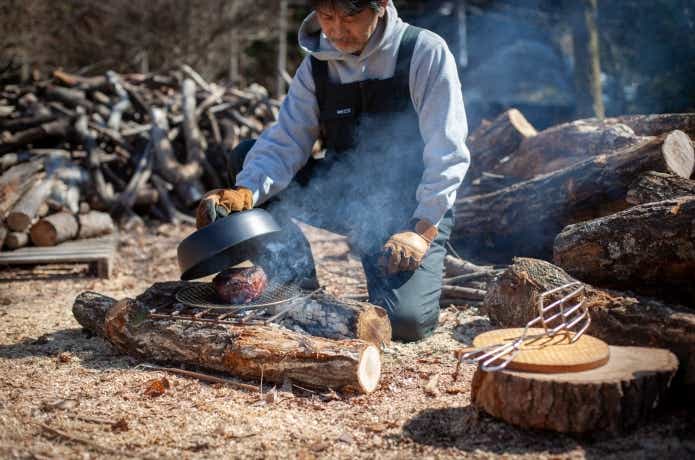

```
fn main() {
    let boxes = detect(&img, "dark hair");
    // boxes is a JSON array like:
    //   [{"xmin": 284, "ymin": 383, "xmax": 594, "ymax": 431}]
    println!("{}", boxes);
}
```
[{"xmin": 309, "ymin": 0, "xmax": 382, "ymax": 16}]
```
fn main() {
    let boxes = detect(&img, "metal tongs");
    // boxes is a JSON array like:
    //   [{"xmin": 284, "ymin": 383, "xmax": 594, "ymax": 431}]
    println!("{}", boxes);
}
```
[{"xmin": 459, "ymin": 282, "xmax": 590, "ymax": 372}]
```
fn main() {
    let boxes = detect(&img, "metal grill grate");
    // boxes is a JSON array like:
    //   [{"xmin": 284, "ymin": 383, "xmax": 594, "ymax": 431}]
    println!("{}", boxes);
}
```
[{"xmin": 175, "ymin": 281, "xmax": 306, "ymax": 310}]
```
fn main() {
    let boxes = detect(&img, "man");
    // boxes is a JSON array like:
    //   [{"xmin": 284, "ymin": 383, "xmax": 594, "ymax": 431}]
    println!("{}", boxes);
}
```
[{"xmin": 197, "ymin": 0, "xmax": 470, "ymax": 341}]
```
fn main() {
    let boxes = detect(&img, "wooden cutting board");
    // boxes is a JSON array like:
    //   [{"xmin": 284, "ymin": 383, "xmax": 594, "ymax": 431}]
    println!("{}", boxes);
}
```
[{"xmin": 470, "ymin": 327, "xmax": 610, "ymax": 373}]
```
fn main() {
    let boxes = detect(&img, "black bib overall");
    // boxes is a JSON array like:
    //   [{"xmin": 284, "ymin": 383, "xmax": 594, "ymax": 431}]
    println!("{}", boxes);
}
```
[{"xmin": 226, "ymin": 26, "xmax": 453, "ymax": 341}]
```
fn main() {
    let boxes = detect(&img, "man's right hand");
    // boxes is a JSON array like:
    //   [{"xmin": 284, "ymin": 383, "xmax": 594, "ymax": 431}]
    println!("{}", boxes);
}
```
[{"xmin": 195, "ymin": 187, "xmax": 254, "ymax": 228}]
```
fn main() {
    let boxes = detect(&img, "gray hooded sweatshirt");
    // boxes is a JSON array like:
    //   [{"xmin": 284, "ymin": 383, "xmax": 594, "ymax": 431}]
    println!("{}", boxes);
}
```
[{"xmin": 235, "ymin": 1, "xmax": 470, "ymax": 227}]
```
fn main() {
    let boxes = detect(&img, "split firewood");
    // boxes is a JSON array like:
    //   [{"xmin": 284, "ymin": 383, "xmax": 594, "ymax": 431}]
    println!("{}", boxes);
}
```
[
  {"xmin": 493, "ymin": 119, "xmax": 641, "ymax": 179},
  {"xmin": 77, "ymin": 211, "xmax": 115, "ymax": 239},
  {"xmin": 6, "ymin": 175, "xmax": 55, "ymax": 232},
  {"xmin": 5, "ymin": 231, "xmax": 28, "ymax": 249},
  {"xmin": 626, "ymin": 171, "xmax": 695, "ymax": 204},
  {"xmin": 482, "ymin": 257, "xmax": 695, "ymax": 388},
  {"xmin": 553, "ymin": 196, "xmax": 695, "ymax": 306},
  {"xmin": 30, "ymin": 211, "xmax": 78, "ymax": 246},
  {"xmin": 453, "ymin": 130, "xmax": 695, "ymax": 260},
  {"xmin": 72, "ymin": 291, "xmax": 382, "ymax": 394},
  {"xmin": 471, "ymin": 346, "xmax": 678, "ymax": 435}
]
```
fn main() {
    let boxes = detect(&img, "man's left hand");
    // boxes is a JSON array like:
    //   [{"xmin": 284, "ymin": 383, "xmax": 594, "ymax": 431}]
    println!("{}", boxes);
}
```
[{"xmin": 380, "ymin": 220, "xmax": 438, "ymax": 275}]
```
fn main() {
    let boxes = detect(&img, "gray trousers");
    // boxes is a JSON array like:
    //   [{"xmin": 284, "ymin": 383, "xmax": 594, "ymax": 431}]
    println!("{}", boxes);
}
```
[{"xmin": 220, "ymin": 140, "xmax": 452, "ymax": 342}]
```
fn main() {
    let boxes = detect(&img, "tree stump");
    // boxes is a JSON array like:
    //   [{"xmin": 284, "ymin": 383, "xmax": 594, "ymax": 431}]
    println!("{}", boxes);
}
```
[
  {"xmin": 553, "ymin": 196, "xmax": 695, "ymax": 306},
  {"xmin": 482, "ymin": 257, "xmax": 695, "ymax": 388},
  {"xmin": 471, "ymin": 346, "xmax": 678, "ymax": 435},
  {"xmin": 73, "ymin": 291, "xmax": 383, "ymax": 393}
]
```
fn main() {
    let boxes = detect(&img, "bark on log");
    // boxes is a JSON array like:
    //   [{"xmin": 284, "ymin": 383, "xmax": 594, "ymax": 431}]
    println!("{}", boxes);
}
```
[
  {"xmin": 465, "ymin": 109, "xmax": 537, "ymax": 180},
  {"xmin": 77, "ymin": 211, "xmax": 114, "ymax": 239},
  {"xmin": 30, "ymin": 212, "xmax": 79, "ymax": 246},
  {"xmin": 6, "ymin": 175, "xmax": 55, "ymax": 231},
  {"xmin": 0, "ymin": 225, "xmax": 6, "ymax": 250},
  {"xmin": 553, "ymin": 196, "xmax": 695, "ymax": 306},
  {"xmin": 493, "ymin": 120, "xmax": 640, "ymax": 179},
  {"xmin": 605, "ymin": 113, "xmax": 695, "ymax": 138},
  {"xmin": 283, "ymin": 292, "xmax": 392, "ymax": 346},
  {"xmin": 471, "ymin": 346, "xmax": 678, "ymax": 435},
  {"xmin": 626, "ymin": 171, "xmax": 695, "ymax": 204},
  {"xmin": 72, "ymin": 291, "xmax": 382, "ymax": 393},
  {"xmin": 453, "ymin": 131, "xmax": 695, "ymax": 260},
  {"xmin": 134, "ymin": 282, "xmax": 391, "ymax": 346},
  {"xmin": 482, "ymin": 257, "xmax": 695, "ymax": 387},
  {"xmin": 5, "ymin": 231, "xmax": 28, "ymax": 249}
]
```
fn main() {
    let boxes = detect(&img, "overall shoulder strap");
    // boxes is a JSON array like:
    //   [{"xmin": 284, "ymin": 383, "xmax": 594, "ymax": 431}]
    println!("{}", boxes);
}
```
[
  {"xmin": 311, "ymin": 56, "xmax": 328, "ymax": 110},
  {"xmin": 394, "ymin": 25, "xmax": 424, "ymax": 80}
]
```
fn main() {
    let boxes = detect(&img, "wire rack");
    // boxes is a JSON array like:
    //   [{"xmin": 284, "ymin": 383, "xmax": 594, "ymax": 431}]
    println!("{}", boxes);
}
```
[
  {"xmin": 145, "ymin": 282, "xmax": 316, "ymax": 326},
  {"xmin": 459, "ymin": 282, "xmax": 590, "ymax": 372}
]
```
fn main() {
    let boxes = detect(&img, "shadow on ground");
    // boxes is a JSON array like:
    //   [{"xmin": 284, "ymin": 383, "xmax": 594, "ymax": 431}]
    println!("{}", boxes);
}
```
[{"xmin": 0, "ymin": 327, "xmax": 132, "ymax": 371}]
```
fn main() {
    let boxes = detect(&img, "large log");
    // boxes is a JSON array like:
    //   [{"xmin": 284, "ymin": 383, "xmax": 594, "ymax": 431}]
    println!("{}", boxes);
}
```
[
  {"xmin": 453, "ymin": 131, "xmax": 695, "ymax": 260},
  {"xmin": 465, "ymin": 109, "xmax": 537, "ymax": 181},
  {"xmin": 471, "ymin": 346, "xmax": 678, "ymax": 435},
  {"xmin": 134, "ymin": 282, "xmax": 392, "ymax": 346},
  {"xmin": 6, "ymin": 175, "xmax": 55, "ymax": 231},
  {"xmin": 605, "ymin": 113, "xmax": 695, "ymax": 138},
  {"xmin": 553, "ymin": 196, "xmax": 695, "ymax": 305},
  {"xmin": 626, "ymin": 171, "xmax": 695, "ymax": 204},
  {"xmin": 493, "ymin": 119, "xmax": 640, "ymax": 179},
  {"xmin": 482, "ymin": 257, "xmax": 695, "ymax": 388},
  {"xmin": 0, "ymin": 224, "xmax": 6, "ymax": 250},
  {"xmin": 30, "ymin": 212, "xmax": 79, "ymax": 246},
  {"xmin": 72, "ymin": 291, "xmax": 382, "ymax": 394}
]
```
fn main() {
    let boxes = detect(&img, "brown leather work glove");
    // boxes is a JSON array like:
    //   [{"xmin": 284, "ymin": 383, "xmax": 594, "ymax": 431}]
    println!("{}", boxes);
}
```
[
  {"xmin": 195, "ymin": 186, "xmax": 253, "ymax": 228},
  {"xmin": 379, "ymin": 219, "xmax": 438, "ymax": 275}
]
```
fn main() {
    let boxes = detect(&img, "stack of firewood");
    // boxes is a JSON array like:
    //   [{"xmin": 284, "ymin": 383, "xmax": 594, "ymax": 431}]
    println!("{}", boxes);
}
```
[
  {"xmin": 449, "ymin": 109, "xmax": 695, "ymax": 405},
  {"xmin": 452, "ymin": 109, "xmax": 695, "ymax": 307},
  {"xmin": 0, "ymin": 65, "xmax": 280, "ymax": 250}
]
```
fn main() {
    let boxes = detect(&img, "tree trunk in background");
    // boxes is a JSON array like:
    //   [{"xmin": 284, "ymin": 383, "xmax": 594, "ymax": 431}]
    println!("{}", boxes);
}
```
[
  {"xmin": 571, "ymin": 0, "xmax": 605, "ymax": 119},
  {"xmin": 276, "ymin": 0, "xmax": 289, "ymax": 98}
]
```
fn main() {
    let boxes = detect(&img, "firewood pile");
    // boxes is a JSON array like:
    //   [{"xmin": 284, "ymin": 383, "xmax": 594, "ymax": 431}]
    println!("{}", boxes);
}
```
[
  {"xmin": 0, "ymin": 65, "xmax": 280, "ymax": 250},
  {"xmin": 448, "ymin": 109, "xmax": 695, "ymax": 410},
  {"xmin": 450, "ymin": 109, "xmax": 695, "ymax": 304}
]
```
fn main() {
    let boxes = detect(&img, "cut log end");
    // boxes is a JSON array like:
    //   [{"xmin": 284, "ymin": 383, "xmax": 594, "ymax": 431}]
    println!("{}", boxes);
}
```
[
  {"xmin": 358, "ymin": 345, "xmax": 381, "ymax": 394},
  {"xmin": 508, "ymin": 108, "xmax": 538, "ymax": 138},
  {"xmin": 663, "ymin": 130, "xmax": 695, "ymax": 178}
]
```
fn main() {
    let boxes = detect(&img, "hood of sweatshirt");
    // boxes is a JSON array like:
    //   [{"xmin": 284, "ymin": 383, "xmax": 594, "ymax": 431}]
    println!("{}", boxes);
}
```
[{"xmin": 298, "ymin": 1, "xmax": 402, "ymax": 63}]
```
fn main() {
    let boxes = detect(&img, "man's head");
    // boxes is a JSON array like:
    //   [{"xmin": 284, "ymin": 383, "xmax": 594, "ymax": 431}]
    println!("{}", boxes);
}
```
[{"xmin": 310, "ymin": 0, "xmax": 389, "ymax": 54}]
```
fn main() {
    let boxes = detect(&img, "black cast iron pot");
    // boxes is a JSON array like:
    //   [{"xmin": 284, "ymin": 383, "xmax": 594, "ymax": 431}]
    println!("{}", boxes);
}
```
[{"xmin": 177, "ymin": 208, "xmax": 281, "ymax": 280}]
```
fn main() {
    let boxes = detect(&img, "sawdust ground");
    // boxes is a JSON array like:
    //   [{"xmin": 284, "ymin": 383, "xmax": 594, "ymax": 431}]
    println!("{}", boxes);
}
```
[{"xmin": 0, "ymin": 222, "xmax": 693, "ymax": 459}]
